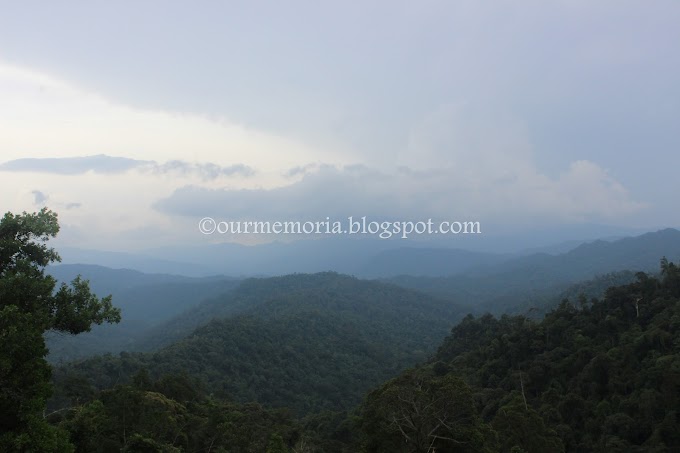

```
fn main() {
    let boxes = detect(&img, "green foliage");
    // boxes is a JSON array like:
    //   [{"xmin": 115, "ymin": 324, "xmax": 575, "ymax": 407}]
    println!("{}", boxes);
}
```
[
  {"xmin": 415, "ymin": 259, "xmax": 680, "ymax": 451},
  {"xmin": 299, "ymin": 410, "xmax": 358, "ymax": 452},
  {"xmin": 53, "ymin": 273, "xmax": 462, "ymax": 415},
  {"xmin": 5, "ymin": 215, "xmax": 672, "ymax": 453},
  {"xmin": 46, "ymin": 265, "xmax": 240, "ymax": 362},
  {"xmin": 266, "ymin": 433, "xmax": 289, "ymax": 453},
  {"xmin": 57, "ymin": 373, "xmax": 301, "ymax": 452},
  {"xmin": 360, "ymin": 368, "xmax": 496, "ymax": 452},
  {"xmin": 50, "ymin": 257, "xmax": 680, "ymax": 451},
  {"xmin": 0, "ymin": 208, "xmax": 120, "ymax": 452},
  {"xmin": 491, "ymin": 395, "xmax": 564, "ymax": 452}
]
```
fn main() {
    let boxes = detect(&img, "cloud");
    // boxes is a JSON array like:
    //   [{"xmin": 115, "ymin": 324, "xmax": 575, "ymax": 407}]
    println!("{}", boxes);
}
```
[
  {"xmin": 0, "ymin": 154, "xmax": 255, "ymax": 180},
  {"xmin": 0, "ymin": 61, "xmax": 349, "ymax": 172},
  {"xmin": 32, "ymin": 190, "xmax": 48, "ymax": 205},
  {"xmin": 283, "ymin": 163, "xmax": 321, "ymax": 179},
  {"xmin": 154, "ymin": 161, "xmax": 644, "ymax": 226},
  {"xmin": 2, "ymin": 1, "xmax": 676, "ymax": 250},
  {"xmin": 3, "ymin": 155, "xmax": 148, "ymax": 175},
  {"xmin": 149, "ymin": 161, "xmax": 255, "ymax": 179},
  {"xmin": 30, "ymin": 189, "xmax": 81, "ymax": 211},
  {"xmin": 29, "ymin": 189, "xmax": 79, "ymax": 212}
]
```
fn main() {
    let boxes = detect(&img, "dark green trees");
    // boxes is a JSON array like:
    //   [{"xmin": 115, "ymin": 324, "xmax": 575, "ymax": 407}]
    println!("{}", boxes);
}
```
[
  {"xmin": 358, "ymin": 258, "xmax": 680, "ymax": 452},
  {"xmin": 0, "ymin": 208, "xmax": 120, "ymax": 451},
  {"xmin": 361, "ymin": 368, "xmax": 496, "ymax": 452},
  {"xmin": 59, "ymin": 373, "xmax": 301, "ymax": 452},
  {"xmin": 413, "ymin": 259, "xmax": 680, "ymax": 451}
]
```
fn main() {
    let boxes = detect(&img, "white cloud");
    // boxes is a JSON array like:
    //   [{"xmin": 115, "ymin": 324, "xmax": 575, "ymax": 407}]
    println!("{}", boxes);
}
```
[
  {"xmin": 0, "ymin": 62, "xmax": 649, "ymax": 250},
  {"xmin": 0, "ymin": 61, "xmax": 347, "ymax": 172},
  {"xmin": 156, "ymin": 161, "xmax": 643, "ymax": 229},
  {"xmin": 0, "ymin": 154, "xmax": 255, "ymax": 179}
]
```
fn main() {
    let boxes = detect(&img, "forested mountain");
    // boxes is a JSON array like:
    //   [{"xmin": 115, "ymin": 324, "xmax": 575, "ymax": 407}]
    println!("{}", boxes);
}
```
[
  {"xmin": 56, "ymin": 248, "xmax": 218, "ymax": 277},
  {"xmin": 47, "ymin": 264, "xmax": 239, "ymax": 322},
  {"xmin": 48, "ymin": 264, "xmax": 204, "ymax": 294},
  {"xmin": 45, "ymin": 265, "xmax": 240, "ymax": 362},
  {"xmin": 8, "ymin": 210, "xmax": 680, "ymax": 451},
  {"xmin": 61, "ymin": 239, "xmax": 503, "ymax": 278},
  {"xmin": 482, "ymin": 270, "xmax": 640, "ymax": 318},
  {"xmin": 46, "ymin": 229, "xmax": 668, "ymax": 364},
  {"xmin": 52, "ymin": 273, "xmax": 463, "ymax": 415},
  {"xmin": 46, "ymin": 261, "xmax": 680, "ymax": 451},
  {"xmin": 56, "ymin": 227, "xmax": 666, "ymax": 279},
  {"xmin": 359, "ymin": 247, "xmax": 510, "ymax": 278},
  {"xmin": 358, "ymin": 259, "xmax": 680, "ymax": 451},
  {"xmin": 388, "ymin": 228, "xmax": 680, "ymax": 312}
]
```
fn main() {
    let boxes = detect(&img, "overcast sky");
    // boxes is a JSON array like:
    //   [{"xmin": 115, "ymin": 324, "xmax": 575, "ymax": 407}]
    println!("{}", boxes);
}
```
[{"xmin": 1, "ymin": 1, "xmax": 678, "ymax": 250}]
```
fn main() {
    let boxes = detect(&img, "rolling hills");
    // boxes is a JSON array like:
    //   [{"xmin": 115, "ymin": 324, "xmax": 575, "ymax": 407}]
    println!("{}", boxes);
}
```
[
  {"xmin": 388, "ymin": 228, "xmax": 680, "ymax": 313},
  {"xmin": 45, "ymin": 264, "xmax": 240, "ymax": 361},
  {"xmin": 53, "ymin": 272, "xmax": 463, "ymax": 414}
]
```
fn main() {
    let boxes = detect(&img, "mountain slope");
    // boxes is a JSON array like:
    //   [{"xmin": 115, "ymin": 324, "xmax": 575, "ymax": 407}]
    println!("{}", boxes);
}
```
[
  {"xmin": 359, "ymin": 247, "xmax": 510, "ymax": 278},
  {"xmin": 45, "ymin": 264, "xmax": 240, "ymax": 362},
  {"xmin": 359, "ymin": 260, "xmax": 680, "ymax": 452},
  {"xmin": 388, "ymin": 228, "xmax": 680, "ymax": 312},
  {"xmin": 53, "ymin": 272, "xmax": 463, "ymax": 415}
]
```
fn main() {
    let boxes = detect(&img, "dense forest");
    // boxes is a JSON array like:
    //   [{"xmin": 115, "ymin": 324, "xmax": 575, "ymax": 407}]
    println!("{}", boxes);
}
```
[
  {"xmin": 372, "ymin": 258, "xmax": 680, "ymax": 452},
  {"xmin": 45, "ymin": 266, "xmax": 241, "ymax": 362},
  {"xmin": 45, "ymin": 259, "xmax": 680, "ymax": 452},
  {"xmin": 3, "ymin": 209, "xmax": 680, "ymax": 452},
  {"xmin": 51, "ymin": 272, "xmax": 463, "ymax": 415},
  {"xmin": 41, "ymin": 260, "xmax": 680, "ymax": 452}
]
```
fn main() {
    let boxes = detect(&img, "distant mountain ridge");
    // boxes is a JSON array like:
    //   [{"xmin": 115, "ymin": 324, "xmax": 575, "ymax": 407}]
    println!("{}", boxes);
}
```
[
  {"xmin": 48, "ymin": 264, "xmax": 216, "ymax": 293},
  {"xmin": 55, "ymin": 248, "xmax": 216, "ymax": 277},
  {"xmin": 387, "ymin": 228, "xmax": 680, "ymax": 311},
  {"xmin": 56, "ymin": 226, "xmax": 670, "ymax": 278},
  {"xmin": 47, "ymin": 264, "xmax": 239, "ymax": 322},
  {"xmin": 45, "ymin": 264, "xmax": 240, "ymax": 362},
  {"xmin": 475, "ymin": 227, "xmax": 680, "ymax": 280},
  {"xmin": 46, "ymin": 229, "xmax": 680, "ymax": 361},
  {"xmin": 359, "ymin": 247, "xmax": 511, "ymax": 278}
]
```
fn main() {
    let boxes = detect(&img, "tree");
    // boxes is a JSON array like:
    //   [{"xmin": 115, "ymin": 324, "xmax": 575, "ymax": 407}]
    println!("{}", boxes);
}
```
[
  {"xmin": 266, "ymin": 433, "xmax": 289, "ymax": 453},
  {"xmin": 361, "ymin": 368, "xmax": 496, "ymax": 452},
  {"xmin": 0, "ymin": 208, "xmax": 120, "ymax": 452},
  {"xmin": 492, "ymin": 395, "xmax": 564, "ymax": 452}
]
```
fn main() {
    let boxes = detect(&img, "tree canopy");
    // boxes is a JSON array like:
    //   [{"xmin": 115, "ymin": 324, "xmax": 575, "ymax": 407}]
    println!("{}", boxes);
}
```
[{"xmin": 0, "ymin": 208, "xmax": 120, "ymax": 452}]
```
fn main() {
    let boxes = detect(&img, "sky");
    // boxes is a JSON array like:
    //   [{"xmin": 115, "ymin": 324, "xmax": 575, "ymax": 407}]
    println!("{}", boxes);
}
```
[{"xmin": 1, "ymin": 1, "xmax": 679, "ymax": 251}]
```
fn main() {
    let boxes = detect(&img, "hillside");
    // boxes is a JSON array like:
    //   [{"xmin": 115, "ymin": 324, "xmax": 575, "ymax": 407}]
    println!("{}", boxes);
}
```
[
  {"xmin": 45, "ymin": 264, "xmax": 240, "ymax": 362},
  {"xmin": 482, "ymin": 270, "xmax": 640, "ymax": 318},
  {"xmin": 388, "ymin": 228, "xmax": 680, "ymax": 312},
  {"xmin": 46, "ymin": 260, "xmax": 680, "ymax": 451},
  {"xmin": 52, "ymin": 272, "xmax": 463, "ymax": 415},
  {"xmin": 358, "ymin": 259, "xmax": 680, "ymax": 451},
  {"xmin": 359, "ymin": 247, "xmax": 510, "ymax": 278}
]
